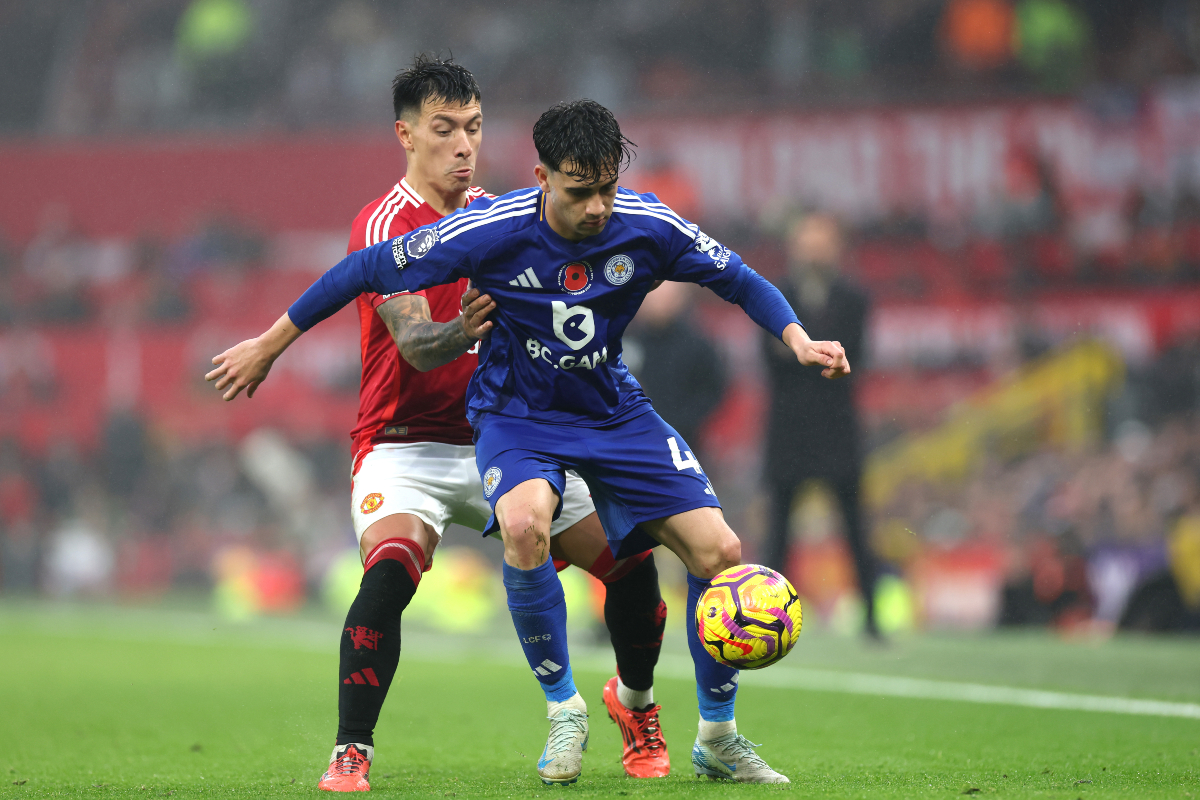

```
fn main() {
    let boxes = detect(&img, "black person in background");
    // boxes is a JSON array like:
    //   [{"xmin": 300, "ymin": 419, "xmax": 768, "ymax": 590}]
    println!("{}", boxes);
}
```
[{"xmin": 761, "ymin": 212, "xmax": 880, "ymax": 639}]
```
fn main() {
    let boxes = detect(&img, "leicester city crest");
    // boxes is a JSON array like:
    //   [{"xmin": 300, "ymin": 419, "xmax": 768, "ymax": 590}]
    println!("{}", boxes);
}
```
[
  {"xmin": 604, "ymin": 254, "xmax": 634, "ymax": 286},
  {"xmin": 405, "ymin": 226, "xmax": 440, "ymax": 260},
  {"xmin": 483, "ymin": 466, "xmax": 503, "ymax": 498}
]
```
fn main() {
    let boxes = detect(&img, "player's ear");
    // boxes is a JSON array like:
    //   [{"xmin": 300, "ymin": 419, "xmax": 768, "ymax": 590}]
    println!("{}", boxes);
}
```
[
  {"xmin": 534, "ymin": 163, "xmax": 551, "ymax": 191},
  {"xmin": 395, "ymin": 119, "xmax": 415, "ymax": 152}
]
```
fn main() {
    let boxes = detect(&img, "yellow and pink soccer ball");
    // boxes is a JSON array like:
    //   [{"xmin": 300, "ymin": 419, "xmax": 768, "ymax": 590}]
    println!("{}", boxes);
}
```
[{"xmin": 696, "ymin": 565, "xmax": 803, "ymax": 670}]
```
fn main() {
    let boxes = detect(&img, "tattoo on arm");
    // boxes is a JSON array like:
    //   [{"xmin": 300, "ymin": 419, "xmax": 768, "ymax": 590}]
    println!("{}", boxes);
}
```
[{"xmin": 377, "ymin": 295, "xmax": 475, "ymax": 372}]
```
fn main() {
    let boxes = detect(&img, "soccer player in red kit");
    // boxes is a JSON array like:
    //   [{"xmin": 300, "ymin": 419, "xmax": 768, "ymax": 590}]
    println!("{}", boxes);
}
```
[{"xmin": 209, "ymin": 56, "xmax": 670, "ymax": 789}]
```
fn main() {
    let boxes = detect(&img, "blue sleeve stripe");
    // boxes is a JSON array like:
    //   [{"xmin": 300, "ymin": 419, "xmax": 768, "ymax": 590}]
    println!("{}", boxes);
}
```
[
  {"xmin": 611, "ymin": 202, "xmax": 697, "ymax": 238},
  {"xmin": 437, "ymin": 190, "xmax": 540, "ymax": 235},
  {"xmin": 440, "ymin": 206, "xmax": 538, "ymax": 243}
]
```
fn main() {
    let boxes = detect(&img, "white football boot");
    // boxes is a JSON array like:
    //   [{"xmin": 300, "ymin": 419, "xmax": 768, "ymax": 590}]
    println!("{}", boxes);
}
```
[
  {"xmin": 692, "ymin": 731, "xmax": 789, "ymax": 784},
  {"xmin": 537, "ymin": 705, "xmax": 589, "ymax": 785}
]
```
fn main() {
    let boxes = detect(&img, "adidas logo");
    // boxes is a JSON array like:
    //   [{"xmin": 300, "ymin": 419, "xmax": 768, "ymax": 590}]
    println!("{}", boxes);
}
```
[
  {"xmin": 533, "ymin": 658, "xmax": 562, "ymax": 677},
  {"xmin": 509, "ymin": 267, "xmax": 543, "ymax": 289},
  {"xmin": 344, "ymin": 668, "xmax": 380, "ymax": 686}
]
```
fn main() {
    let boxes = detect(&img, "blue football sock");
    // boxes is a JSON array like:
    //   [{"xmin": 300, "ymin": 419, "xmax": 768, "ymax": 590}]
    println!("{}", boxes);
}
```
[
  {"xmin": 687, "ymin": 572, "xmax": 739, "ymax": 722},
  {"xmin": 503, "ymin": 558, "xmax": 577, "ymax": 702}
]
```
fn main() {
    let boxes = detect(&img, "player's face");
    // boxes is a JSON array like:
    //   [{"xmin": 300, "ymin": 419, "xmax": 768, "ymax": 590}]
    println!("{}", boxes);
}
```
[
  {"xmin": 534, "ymin": 162, "xmax": 618, "ymax": 241},
  {"xmin": 396, "ymin": 99, "xmax": 482, "ymax": 196}
]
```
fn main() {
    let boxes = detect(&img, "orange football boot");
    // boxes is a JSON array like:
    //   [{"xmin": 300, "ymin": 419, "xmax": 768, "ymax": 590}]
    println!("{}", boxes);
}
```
[
  {"xmin": 318, "ymin": 743, "xmax": 373, "ymax": 792},
  {"xmin": 602, "ymin": 676, "xmax": 670, "ymax": 778}
]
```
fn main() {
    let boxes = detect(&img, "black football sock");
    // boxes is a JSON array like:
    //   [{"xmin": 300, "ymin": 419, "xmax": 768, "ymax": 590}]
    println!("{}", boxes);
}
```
[
  {"xmin": 603, "ymin": 552, "xmax": 666, "ymax": 695},
  {"xmin": 335, "ymin": 538, "xmax": 424, "ymax": 747}
]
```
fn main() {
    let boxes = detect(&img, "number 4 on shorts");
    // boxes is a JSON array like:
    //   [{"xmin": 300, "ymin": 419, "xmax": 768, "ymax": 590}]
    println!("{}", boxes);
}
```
[{"xmin": 667, "ymin": 436, "xmax": 703, "ymax": 473}]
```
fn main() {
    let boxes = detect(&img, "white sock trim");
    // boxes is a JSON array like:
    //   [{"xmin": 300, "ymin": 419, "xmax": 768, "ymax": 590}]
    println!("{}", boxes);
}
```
[
  {"xmin": 547, "ymin": 692, "xmax": 586, "ymax": 717},
  {"xmin": 698, "ymin": 718, "xmax": 736, "ymax": 741},
  {"xmin": 616, "ymin": 677, "xmax": 653, "ymax": 710}
]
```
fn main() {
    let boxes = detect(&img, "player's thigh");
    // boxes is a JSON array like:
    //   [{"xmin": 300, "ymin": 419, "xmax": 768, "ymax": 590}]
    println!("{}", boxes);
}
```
[
  {"xmin": 351, "ymin": 443, "xmax": 471, "ymax": 567},
  {"xmin": 476, "ymin": 439, "xmax": 572, "ymax": 568},
  {"xmin": 549, "ymin": 512, "xmax": 608, "ymax": 571},
  {"xmin": 641, "ymin": 506, "xmax": 741, "ymax": 580},
  {"xmin": 580, "ymin": 411, "xmax": 722, "ymax": 560},
  {"xmin": 548, "ymin": 470, "xmax": 605, "ymax": 566}
]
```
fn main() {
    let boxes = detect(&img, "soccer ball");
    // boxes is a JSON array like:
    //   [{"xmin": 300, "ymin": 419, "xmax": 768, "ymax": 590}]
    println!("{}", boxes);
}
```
[{"xmin": 696, "ymin": 565, "xmax": 803, "ymax": 670}]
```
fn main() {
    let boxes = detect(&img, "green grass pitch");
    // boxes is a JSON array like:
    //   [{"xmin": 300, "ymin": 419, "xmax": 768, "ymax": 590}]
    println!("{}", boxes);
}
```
[{"xmin": 1, "ymin": 603, "xmax": 1198, "ymax": 798}]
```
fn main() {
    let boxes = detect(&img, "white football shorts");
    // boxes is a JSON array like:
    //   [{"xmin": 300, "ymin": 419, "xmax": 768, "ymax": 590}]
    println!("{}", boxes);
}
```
[{"xmin": 349, "ymin": 442, "xmax": 596, "ymax": 548}]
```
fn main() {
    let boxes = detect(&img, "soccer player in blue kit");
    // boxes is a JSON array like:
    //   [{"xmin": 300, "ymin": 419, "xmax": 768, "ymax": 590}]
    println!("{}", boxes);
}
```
[{"xmin": 215, "ymin": 100, "xmax": 850, "ymax": 785}]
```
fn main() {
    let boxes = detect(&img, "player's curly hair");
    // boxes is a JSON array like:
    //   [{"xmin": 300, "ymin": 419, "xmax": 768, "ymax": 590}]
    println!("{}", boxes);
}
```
[
  {"xmin": 391, "ymin": 54, "xmax": 481, "ymax": 121},
  {"xmin": 533, "ymin": 100, "xmax": 636, "ymax": 185}
]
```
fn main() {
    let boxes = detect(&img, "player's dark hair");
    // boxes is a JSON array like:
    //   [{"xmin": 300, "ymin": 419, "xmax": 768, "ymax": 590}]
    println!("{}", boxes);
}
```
[
  {"xmin": 533, "ymin": 100, "xmax": 636, "ymax": 185},
  {"xmin": 391, "ymin": 54, "xmax": 481, "ymax": 121}
]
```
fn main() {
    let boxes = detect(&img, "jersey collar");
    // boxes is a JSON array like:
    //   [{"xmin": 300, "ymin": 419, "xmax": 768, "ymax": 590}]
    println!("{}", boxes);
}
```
[{"xmin": 398, "ymin": 177, "xmax": 427, "ymax": 209}]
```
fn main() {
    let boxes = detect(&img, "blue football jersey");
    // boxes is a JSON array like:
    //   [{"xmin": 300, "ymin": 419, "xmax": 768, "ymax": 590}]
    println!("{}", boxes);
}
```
[{"xmin": 293, "ymin": 187, "xmax": 799, "ymax": 428}]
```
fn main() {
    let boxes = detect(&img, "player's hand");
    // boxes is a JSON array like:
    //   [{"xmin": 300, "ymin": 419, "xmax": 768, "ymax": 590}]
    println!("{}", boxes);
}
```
[
  {"xmin": 460, "ymin": 287, "xmax": 496, "ymax": 340},
  {"xmin": 205, "ymin": 313, "xmax": 303, "ymax": 401},
  {"xmin": 206, "ymin": 338, "xmax": 276, "ymax": 400},
  {"xmin": 782, "ymin": 322, "xmax": 851, "ymax": 379}
]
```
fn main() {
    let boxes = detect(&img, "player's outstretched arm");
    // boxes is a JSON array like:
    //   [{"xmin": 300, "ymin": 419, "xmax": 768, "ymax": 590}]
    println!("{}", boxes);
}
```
[
  {"xmin": 205, "ymin": 312, "xmax": 303, "ymax": 401},
  {"xmin": 376, "ymin": 287, "xmax": 495, "ymax": 372},
  {"xmin": 782, "ymin": 322, "xmax": 850, "ymax": 379}
]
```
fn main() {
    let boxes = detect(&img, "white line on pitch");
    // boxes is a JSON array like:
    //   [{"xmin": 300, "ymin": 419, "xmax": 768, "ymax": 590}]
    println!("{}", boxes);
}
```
[
  {"xmin": 572, "ymin": 652, "xmax": 1200, "ymax": 720},
  {"xmin": 8, "ymin": 607, "xmax": 1199, "ymax": 720}
]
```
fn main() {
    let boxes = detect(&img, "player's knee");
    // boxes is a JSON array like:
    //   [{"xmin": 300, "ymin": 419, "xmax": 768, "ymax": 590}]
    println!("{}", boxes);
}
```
[
  {"xmin": 717, "ymin": 536, "xmax": 742, "ymax": 571},
  {"xmin": 358, "ymin": 514, "xmax": 437, "ymax": 566},
  {"xmin": 358, "ymin": 527, "xmax": 390, "ymax": 560},
  {"xmin": 499, "ymin": 509, "xmax": 552, "ymax": 568},
  {"xmin": 692, "ymin": 535, "xmax": 742, "ymax": 579}
]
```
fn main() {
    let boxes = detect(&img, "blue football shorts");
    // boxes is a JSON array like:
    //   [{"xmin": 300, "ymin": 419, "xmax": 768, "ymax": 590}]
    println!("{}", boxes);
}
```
[{"xmin": 474, "ymin": 408, "xmax": 721, "ymax": 559}]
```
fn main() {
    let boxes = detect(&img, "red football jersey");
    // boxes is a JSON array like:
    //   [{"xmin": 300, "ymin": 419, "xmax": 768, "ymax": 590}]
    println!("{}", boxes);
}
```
[{"xmin": 347, "ymin": 178, "xmax": 490, "ymax": 471}]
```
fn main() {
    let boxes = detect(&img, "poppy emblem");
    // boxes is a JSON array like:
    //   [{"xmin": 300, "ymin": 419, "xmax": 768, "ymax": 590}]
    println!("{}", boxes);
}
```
[
  {"xmin": 558, "ymin": 262, "xmax": 592, "ymax": 295},
  {"xmin": 360, "ymin": 493, "xmax": 384, "ymax": 514}
]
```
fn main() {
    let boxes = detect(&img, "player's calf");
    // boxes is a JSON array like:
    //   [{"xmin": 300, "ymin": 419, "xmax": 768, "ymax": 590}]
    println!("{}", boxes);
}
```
[{"xmin": 496, "ymin": 478, "xmax": 588, "ymax": 780}]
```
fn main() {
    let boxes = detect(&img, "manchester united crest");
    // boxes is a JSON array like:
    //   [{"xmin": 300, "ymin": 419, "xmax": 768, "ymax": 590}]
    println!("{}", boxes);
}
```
[{"xmin": 360, "ymin": 493, "xmax": 384, "ymax": 514}]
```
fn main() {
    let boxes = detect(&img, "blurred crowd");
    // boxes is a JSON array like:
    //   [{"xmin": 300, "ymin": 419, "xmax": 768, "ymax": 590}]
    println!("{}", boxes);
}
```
[
  {"xmin": 850, "ymin": 152, "xmax": 1200, "ymax": 302},
  {"xmin": 4, "ymin": 152, "xmax": 1200, "ymax": 332},
  {"xmin": 5, "ymin": 0, "xmax": 1200, "ymax": 135},
  {"xmin": 872, "ymin": 406, "xmax": 1200, "ymax": 632},
  {"xmin": 0, "ymin": 210, "xmax": 237, "ymax": 328},
  {"xmin": 0, "ymin": 415, "xmax": 352, "ymax": 601}
]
